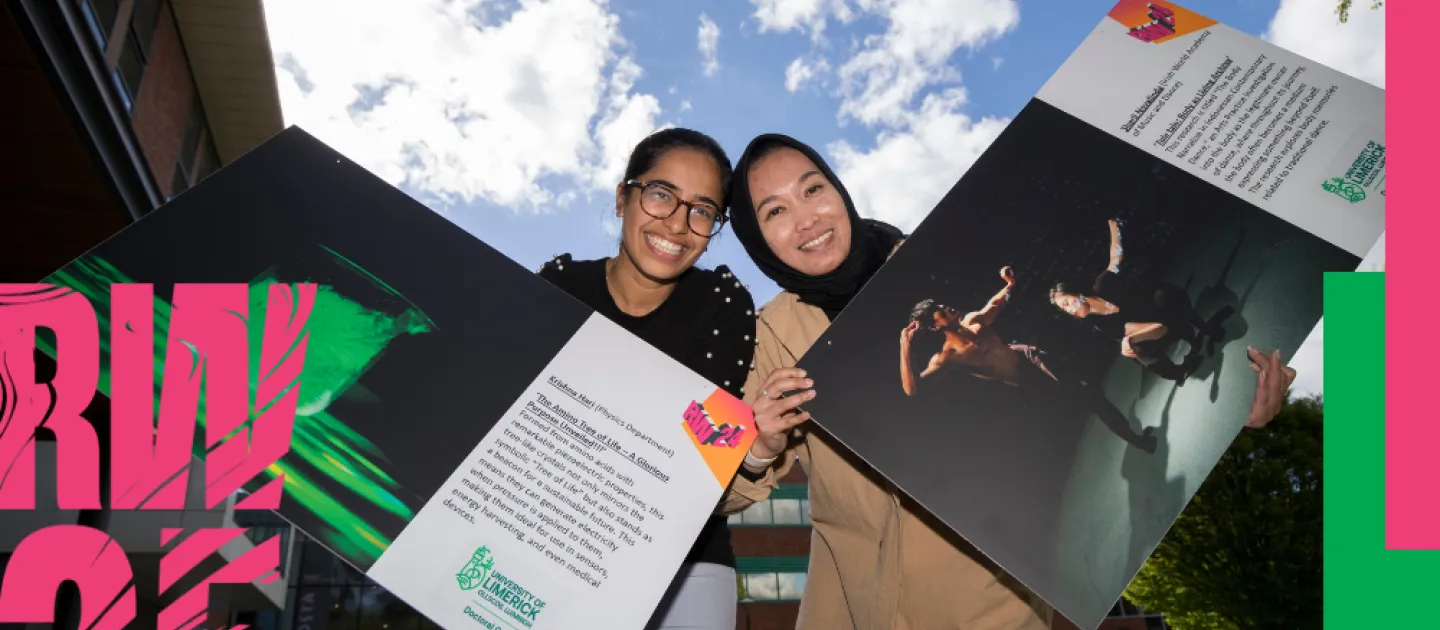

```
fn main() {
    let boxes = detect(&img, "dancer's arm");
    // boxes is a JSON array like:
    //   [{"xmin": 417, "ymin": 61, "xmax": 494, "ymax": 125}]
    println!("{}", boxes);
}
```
[
  {"xmin": 968, "ymin": 266, "xmax": 1016, "ymax": 329},
  {"xmin": 1106, "ymin": 219, "xmax": 1124, "ymax": 273},
  {"xmin": 900, "ymin": 323, "xmax": 945, "ymax": 396}
]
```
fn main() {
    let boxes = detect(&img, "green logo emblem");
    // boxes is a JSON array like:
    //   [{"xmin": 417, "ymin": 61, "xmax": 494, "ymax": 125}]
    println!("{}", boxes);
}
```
[
  {"xmin": 457, "ymin": 546, "xmax": 495, "ymax": 591},
  {"xmin": 1322, "ymin": 177, "xmax": 1367, "ymax": 204}
]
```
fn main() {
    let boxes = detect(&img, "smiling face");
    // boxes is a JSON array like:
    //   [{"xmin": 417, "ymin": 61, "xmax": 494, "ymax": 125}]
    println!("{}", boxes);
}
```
[
  {"xmin": 747, "ymin": 147, "xmax": 853, "ymax": 277},
  {"xmin": 1051, "ymin": 291, "xmax": 1091, "ymax": 318},
  {"xmin": 615, "ymin": 147, "xmax": 724, "ymax": 282}
]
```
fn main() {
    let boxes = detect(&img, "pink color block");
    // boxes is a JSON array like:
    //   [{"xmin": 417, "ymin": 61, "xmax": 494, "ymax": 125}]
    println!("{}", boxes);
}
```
[
  {"xmin": 0, "ymin": 525, "xmax": 135, "ymax": 630},
  {"xmin": 207, "ymin": 284, "xmax": 311, "ymax": 509},
  {"xmin": 160, "ymin": 528, "xmax": 185, "ymax": 547},
  {"xmin": 1386, "ymin": 2, "xmax": 1431, "ymax": 550},
  {"xmin": 111, "ymin": 284, "xmax": 194, "ymax": 510},
  {"xmin": 158, "ymin": 532, "xmax": 280, "ymax": 630},
  {"xmin": 0, "ymin": 285, "xmax": 100, "ymax": 510},
  {"xmin": 159, "ymin": 528, "xmax": 244, "ymax": 593},
  {"xmin": 234, "ymin": 475, "xmax": 285, "ymax": 511}
]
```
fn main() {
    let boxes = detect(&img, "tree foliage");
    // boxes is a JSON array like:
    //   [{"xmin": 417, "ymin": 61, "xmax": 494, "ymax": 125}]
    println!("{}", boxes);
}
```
[
  {"xmin": 1123, "ymin": 395, "xmax": 1323, "ymax": 630},
  {"xmin": 1336, "ymin": 0, "xmax": 1384, "ymax": 23}
]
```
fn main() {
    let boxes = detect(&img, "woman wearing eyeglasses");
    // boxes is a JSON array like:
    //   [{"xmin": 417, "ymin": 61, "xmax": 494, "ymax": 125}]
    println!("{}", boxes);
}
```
[{"xmin": 537, "ymin": 128, "xmax": 754, "ymax": 630}]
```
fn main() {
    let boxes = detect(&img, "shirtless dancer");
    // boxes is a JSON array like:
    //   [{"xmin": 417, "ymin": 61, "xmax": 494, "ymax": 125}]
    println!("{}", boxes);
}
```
[
  {"xmin": 899, "ymin": 266, "xmax": 1158, "ymax": 452},
  {"xmin": 899, "ymin": 266, "xmax": 1058, "ymax": 395}
]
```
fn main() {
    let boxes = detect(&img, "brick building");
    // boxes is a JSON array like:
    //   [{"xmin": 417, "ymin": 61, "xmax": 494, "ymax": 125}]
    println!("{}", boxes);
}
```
[
  {"xmin": 1, "ymin": 0, "xmax": 283, "ymax": 282},
  {"xmin": 726, "ymin": 464, "xmax": 1172, "ymax": 630}
]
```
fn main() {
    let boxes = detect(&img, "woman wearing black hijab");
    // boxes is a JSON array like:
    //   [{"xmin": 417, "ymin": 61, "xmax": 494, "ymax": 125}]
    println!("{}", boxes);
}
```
[{"xmin": 715, "ymin": 134, "xmax": 1297, "ymax": 630}]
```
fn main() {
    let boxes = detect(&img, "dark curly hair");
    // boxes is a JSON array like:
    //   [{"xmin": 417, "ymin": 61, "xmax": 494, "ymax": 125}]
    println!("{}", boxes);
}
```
[{"xmin": 910, "ymin": 298, "xmax": 943, "ymax": 325}]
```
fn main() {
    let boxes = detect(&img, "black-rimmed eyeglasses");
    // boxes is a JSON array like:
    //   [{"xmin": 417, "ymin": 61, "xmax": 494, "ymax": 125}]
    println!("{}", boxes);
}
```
[{"xmin": 624, "ymin": 180, "xmax": 727, "ymax": 237}]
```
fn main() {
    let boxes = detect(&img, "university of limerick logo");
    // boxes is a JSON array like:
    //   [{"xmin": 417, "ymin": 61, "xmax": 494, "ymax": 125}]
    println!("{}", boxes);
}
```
[
  {"xmin": 456, "ymin": 546, "xmax": 495, "ymax": 591},
  {"xmin": 1322, "ymin": 177, "xmax": 1367, "ymax": 204}
]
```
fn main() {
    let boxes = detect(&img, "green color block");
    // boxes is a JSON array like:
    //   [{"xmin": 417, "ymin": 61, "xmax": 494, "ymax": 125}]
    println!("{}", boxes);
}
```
[{"xmin": 1323, "ymin": 271, "xmax": 1427, "ymax": 626}]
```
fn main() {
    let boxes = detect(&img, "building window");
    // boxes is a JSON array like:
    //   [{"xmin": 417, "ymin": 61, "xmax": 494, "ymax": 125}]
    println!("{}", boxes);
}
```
[
  {"xmin": 194, "ymin": 137, "xmax": 220, "ymax": 184},
  {"xmin": 100, "ymin": 0, "xmax": 162, "ymax": 114},
  {"xmin": 729, "ymin": 498, "xmax": 810, "ymax": 525},
  {"xmin": 736, "ymin": 557, "xmax": 809, "ymax": 602},
  {"xmin": 130, "ymin": 0, "xmax": 164, "ymax": 59},
  {"xmin": 177, "ymin": 97, "xmax": 202, "ymax": 178},
  {"xmin": 728, "ymin": 485, "xmax": 810, "ymax": 526},
  {"xmin": 739, "ymin": 572, "xmax": 808, "ymax": 602},
  {"xmin": 78, "ymin": 0, "xmax": 119, "ymax": 48},
  {"xmin": 173, "ymin": 92, "xmax": 220, "ymax": 192},
  {"xmin": 171, "ymin": 162, "xmax": 189, "ymax": 198},
  {"xmin": 113, "ymin": 35, "xmax": 145, "ymax": 112}
]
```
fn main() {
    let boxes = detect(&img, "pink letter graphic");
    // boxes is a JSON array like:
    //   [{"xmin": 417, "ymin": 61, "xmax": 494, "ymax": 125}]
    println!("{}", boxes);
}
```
[
  {"xmin": 0, "ymin": 525, "xmax": 136, "ymax": 630},
  {"xmin": 139, "ymin": 284, "xmax": 251, "ymax": 511},
  {"xmin": 157, "ymin": 528, "xmax": 280, "ymax": 630},
  {"xmin": 111, "ymin": 284, "xmax": 195, "ymax": 510},
  {"xmin": 0, "ymin": 285, "xmax": 101, "ymax": 510},
  {"xmin": 210, "ymin": 283, "xmax": 313, "ymax": 510},
  {"xmin": 1127, "ymin": 22, "xmax": 1173, "ymax": 42},
  {"xmin": 1149, "ymin": 3, "xmax": 1176, "ymax": 26},
  {"xmin": 1127, "ymin": 4, "xmax": 1177, "ymax": 42}
]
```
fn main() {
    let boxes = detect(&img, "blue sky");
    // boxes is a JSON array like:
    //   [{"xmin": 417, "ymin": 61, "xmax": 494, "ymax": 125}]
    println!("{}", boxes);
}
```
[{"xmin": 261, "ymin": 0, "xmax": 1384, "ymax": 307}]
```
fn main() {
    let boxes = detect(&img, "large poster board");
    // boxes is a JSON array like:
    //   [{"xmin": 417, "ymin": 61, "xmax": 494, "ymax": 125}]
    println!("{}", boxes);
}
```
[
  {"xmin": 791, "ymin": 2, "xmax": 1382, "ymax": 627},
  {"xmin": 34, "ymin": 127, "xmax": 756, "ymax": 630}
]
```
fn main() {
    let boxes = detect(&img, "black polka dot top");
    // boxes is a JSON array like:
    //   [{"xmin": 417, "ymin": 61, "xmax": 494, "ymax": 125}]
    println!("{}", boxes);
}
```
[
  {"xmin": 537, "ymin": 253, "xmax": 758, "ymax": 569},
  {"xmin": 538, "ymin": 254, "xmax": 756, "ymax": 401}
]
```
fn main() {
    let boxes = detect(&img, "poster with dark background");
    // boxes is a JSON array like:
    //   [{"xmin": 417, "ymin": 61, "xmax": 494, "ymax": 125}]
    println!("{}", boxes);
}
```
[
  {"xmin": 794, "ymin": 99, "xmax": 1358, "ymax": 627},
  {"xmin": 38, "ymin": 127, "xmax": 593, "ymax": 570}
]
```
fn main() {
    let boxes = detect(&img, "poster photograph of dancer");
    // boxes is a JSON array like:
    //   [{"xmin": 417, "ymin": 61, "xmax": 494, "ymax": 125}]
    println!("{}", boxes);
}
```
[
  {"xmin": 788, "ymin": 1, "xmax": 1382, "ymax": 626},
  {"xmin": 792, "ymin": 99, "xmax": 1371, "ymax": 630}
]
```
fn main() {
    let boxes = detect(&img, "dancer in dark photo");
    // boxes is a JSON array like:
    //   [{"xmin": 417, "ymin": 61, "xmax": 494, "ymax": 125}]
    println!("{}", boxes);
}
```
[
  {"xmin": 899, "ymin": 266, "xmax": 1061, "ymax": 393},
  {"xmin": 900, "ymin": 267, "xmax": 1158, "ymax": 453},
  {"xmin": 1046, "ymin": 218, "xmax": 1232, "ymax": 383}
]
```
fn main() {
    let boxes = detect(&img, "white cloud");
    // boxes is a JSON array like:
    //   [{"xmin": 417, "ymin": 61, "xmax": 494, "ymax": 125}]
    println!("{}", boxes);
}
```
[
  {"xmin": 750, "ymin": 0, "xmax": 1017, "ymax": 232},
  {"xmin": 784, "ymin": 56, "xmax": 830, "ymax": 92},
  {"xmin": 991, "ymin": 56, "xmax": 1003, "ymax": 70},
  {"xmin": 680, "ymin": 100, "xmax": 694, "ymax": 111},
  {"xmin": 835, "ymin": 0, "xmax": 1019, "ymax": 127},
  {"xmin": 751, "ymin": 0, "xmax": 1020, "ymax": 125},
  {"xmin": 587, "ymin": 57, "xmax": 663, "ymax": 192},
  {"xmin": 1264, "ymin": 0, "xmax": 1384, "ymax": 88},
  {"xmin": 750, "ymin": 0, "xmax": 854, "ymax": 41},
  {"xmin": 262, "ymin": 0, "xmax": 662, "ymax": 212},
  {"xmin": 828, "ymin": 89, "xmax": 1009, "ymax": 232},
  {"xmin": 698, "ymin": 13, "xmax": 722, "ymax": 76}
]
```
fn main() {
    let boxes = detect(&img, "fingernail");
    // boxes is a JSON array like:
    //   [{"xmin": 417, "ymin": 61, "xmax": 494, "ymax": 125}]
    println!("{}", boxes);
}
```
[
  {"xmin": 799, "ymin": 370, "xmax": 807, "ymax": 377},
  {"xmin": 805, "ymin": 379, "xmax": 814, "ymax": 387}
]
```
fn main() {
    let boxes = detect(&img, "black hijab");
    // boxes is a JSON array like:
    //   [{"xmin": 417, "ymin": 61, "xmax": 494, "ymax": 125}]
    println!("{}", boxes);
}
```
[{"xmin": 728, "ymin": 133, "xmax": 905, "ymax": 320}]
